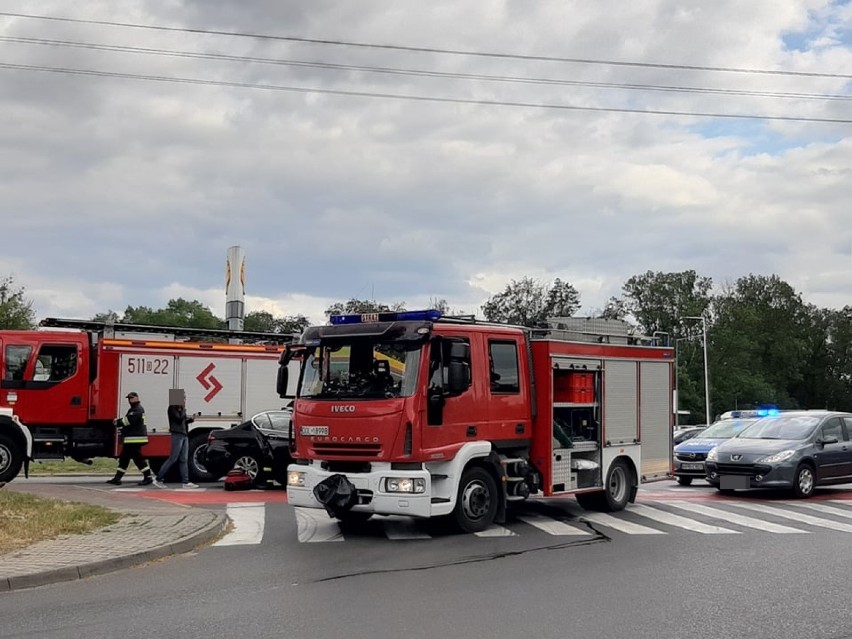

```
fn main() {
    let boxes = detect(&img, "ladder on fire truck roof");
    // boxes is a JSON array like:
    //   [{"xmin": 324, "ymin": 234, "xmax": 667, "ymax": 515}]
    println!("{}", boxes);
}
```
[
  {"xmin": 39, "ymin": 318, "xmax": 297, "ymax": 345},
  {"xmin": 438, "ymin": 314, "xmax": 668, "ymax": 346}
]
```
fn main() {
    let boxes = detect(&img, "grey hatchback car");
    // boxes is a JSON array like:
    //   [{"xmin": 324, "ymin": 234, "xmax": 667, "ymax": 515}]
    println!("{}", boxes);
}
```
[{"xmin": 705, "ymin": 411, "xmax": 852, "ymax": 498}]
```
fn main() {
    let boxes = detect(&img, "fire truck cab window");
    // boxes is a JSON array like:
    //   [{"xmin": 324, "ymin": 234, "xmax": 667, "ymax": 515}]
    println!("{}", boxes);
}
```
[
  {"xmin": 32, "ymin": 345, "xmax": 78, "ymax": 382},
  {"xmin": 4, "ymin": 345, "xmax": 32, "ymax": 381},
  {"xmin": 489, "ymin": 341, "xmax": 520, "ymax": 393},
  {"xmin": 429, "ymin": 338, "xmax": 471, "ymax": 392}
]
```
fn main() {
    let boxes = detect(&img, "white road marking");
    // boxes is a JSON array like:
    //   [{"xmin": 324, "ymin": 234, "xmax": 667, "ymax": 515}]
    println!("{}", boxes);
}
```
[
  {"xmin": 474, "ymin": 524, "xmax": 517, "ymax": 537},
  {"xmin": 580, "ymin": 511, "xmax": 668, "ymax": 535},
  {"xmin": 295, "ymin": 507, "xmax": 344, "ymax": 543},
  {"xmin": 629, "ymin": 504, "xmax": 740, "ymax": 534},
  {"xmin": 382, "ymin": 517, "xmax": 432, "ymax": 540},
  {"xmin": 665, "ymin": 501, "xmax": 807, "ymax": 534},
  {"xmin": 516, "ymin": 514, "xmax": 591, "ymax": 536},
  {"xmin": 214, "ymin": 503, "xmax": 266, "ymax": 546},
  {"xmin": 545, "ymin": 501, "xmax": 666, "ymax": 535},
  {"xmin": 802, "ymin": 502, "xmax": 852, "ymax": 520},
  {"xmin": 729, "ymin": 502, "xmax": 852, "ymax": 533}
]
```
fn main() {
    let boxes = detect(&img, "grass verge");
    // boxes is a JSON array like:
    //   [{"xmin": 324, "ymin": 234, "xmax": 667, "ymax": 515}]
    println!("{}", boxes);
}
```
[
  {"xmin": 29, "ymin": 458, "xmax": 117, "ymax": 475},
  {"xmin": 0, "ymin": 490, "xmax": 120, "ymax": 555}
]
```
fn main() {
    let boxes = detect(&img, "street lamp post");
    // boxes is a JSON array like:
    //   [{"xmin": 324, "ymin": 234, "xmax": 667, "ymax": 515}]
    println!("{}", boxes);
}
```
[
  {"xmin": 673, "ymin": 337, "xmax": 691, "ymax": 427},
  {"xmin": 682, "ymin": 316, "xmax": 711, "ymax": 427}
]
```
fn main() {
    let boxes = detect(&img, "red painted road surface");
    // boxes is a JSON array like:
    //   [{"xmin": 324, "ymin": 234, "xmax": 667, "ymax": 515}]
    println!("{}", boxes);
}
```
[{"xmin": 136, "ymin": 489, "xmax": 289, "ymax": 505}]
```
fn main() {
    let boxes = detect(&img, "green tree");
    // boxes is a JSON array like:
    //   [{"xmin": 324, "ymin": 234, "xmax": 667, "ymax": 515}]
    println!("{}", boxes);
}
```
[
  {"xmin": 118, "ymin": 298, "xmax": 224, "ymax": 329},
  {"xmin": 620, "ymin": 270, "xmax": 713, "ymax": 337},
  {"xmin": 92, "ymin": 310, "xmax": 120, "ymax": 323},
  {"xmin": 244, "ymin": 310, "xmax": 310, "ymax": 334},
  {"xmin": 324, "ymin": 298, "xmax": 406, "ymax": 318},
  {"xmin": 811, "ymin": 306, "xmax": 852, "ymax": 411},
  {"xmin": 481, "ymin": 277, "xmax": 581, "ymax": 327},
  {"xmin": 482, "ymin": 277, "xmax": 580, "ymax": 327},
  {"xmin": 597, "ymin": 297, "xmax": 627, "ymax": 320},
  {"xmin": 709, "ymin": 274, "xmax": 811, "ymax": 415},
  {"xmin": 0, "ymin": 275, "xmax": 36, "ymax": 329}
]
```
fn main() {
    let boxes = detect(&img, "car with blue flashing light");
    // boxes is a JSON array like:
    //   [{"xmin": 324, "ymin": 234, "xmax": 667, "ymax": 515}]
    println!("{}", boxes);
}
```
[
  {"xmin": 705, "ymin": 410, "xmax": 852, "ymax": 498},
  {"xmin": 673, "ymin": 426, "xmax": 706, "ymax": 447},
  {"xmin": 672, "ymin": 416, "xmax": 759, "ymax": 485}
]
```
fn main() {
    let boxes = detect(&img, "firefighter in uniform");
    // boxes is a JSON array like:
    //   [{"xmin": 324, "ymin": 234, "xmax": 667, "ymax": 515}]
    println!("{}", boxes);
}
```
[{"xmin": 106, "ymin": 391, "xmax": 154, "ymax": 486}]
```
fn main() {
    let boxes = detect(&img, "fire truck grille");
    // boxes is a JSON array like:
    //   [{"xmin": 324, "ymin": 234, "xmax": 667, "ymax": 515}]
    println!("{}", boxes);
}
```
[{"xmin": 311, "ymin": 443, "xmax": 382, "ymax": 457}]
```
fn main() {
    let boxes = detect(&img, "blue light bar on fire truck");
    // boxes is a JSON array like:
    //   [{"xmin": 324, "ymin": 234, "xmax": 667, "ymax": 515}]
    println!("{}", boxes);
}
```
[{"xmin": 329, "ymin": 310, "xmax": 443, "ymax": 325}]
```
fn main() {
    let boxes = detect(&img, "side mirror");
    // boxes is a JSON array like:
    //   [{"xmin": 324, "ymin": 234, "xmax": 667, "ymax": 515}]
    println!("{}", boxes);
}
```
[
  {"xmin": 449, "ymin": 342, "xmax": 470, "ymax": 360},
  {"xmin": 276, "ymin": 366, "xmax": 289, "ymax": 398},
  {"xmin": 447, "ymin": 361, "xmax": 470, "ymax": 394},
  {"xmin": 820, "ymin": 436, "xmax": 839, "ymax": 445}
]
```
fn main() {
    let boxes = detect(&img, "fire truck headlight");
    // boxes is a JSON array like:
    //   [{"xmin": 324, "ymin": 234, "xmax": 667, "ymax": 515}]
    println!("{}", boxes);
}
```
[
  {"xmin": 287, "ymin": 471, "xmax": 306, "ymax": 487},
  {"xmin": 385, "ymin": 477, "xmax": 426, "ymax": 494}
]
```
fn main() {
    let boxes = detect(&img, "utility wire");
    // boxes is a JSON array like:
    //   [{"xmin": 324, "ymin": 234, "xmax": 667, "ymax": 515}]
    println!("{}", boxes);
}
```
[
  {"xmin": 1, "ymin": 10, "xmax": 851, "ymax": 80},
  {"xmin": 2, "ymin": 35, "xmax": 851, "ymax": 102},
  {"xmin": 2, "ymin": 62, "xmax": 850, "ymax": 124}
]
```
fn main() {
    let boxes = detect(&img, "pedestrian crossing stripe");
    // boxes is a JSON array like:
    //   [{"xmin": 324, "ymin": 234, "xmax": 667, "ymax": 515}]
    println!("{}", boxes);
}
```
[{"xmin": 211, "ymin": 499, "xmax": 852, "ymax": 545}]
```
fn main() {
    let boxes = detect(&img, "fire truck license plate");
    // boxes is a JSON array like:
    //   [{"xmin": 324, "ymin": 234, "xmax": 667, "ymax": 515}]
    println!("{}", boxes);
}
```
[
  {"xmin": 301, "ymin": 426, "xmax": 329, "ymax": 436},
  {"xmin": 681, "ymin": 462, "xmax": 704, "ymax": 470}
]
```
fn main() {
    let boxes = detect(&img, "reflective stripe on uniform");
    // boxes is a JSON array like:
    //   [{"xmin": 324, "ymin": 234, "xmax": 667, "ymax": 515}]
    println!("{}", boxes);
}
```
[
  {"xmin": 120, "ymin": 417, "xmax": 130, "ymax": 426},
  {"xmin": 123, "ymin": 437, "xmax": 149, "ymax": 444}
]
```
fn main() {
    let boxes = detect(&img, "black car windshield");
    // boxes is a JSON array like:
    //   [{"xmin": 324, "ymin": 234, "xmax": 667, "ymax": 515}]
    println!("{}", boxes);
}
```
[
  {"xmin": 737, "ymin": 414, "xmax": 821, "ymax": 440},
  {"xmin": 696, "ymin": 419, "xmax": 757, "ymax": 439},
  {"xmin": 298, "ymin": 338, "xmax": 422, "ymax": 399}
]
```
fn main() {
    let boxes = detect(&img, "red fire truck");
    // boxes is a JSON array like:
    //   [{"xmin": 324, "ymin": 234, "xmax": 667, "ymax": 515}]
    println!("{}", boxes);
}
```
[
  {"xmin": 0, "ymin": 318, "xmax": 294, "ymax": 483},
  {"xmin": 280, "ymin": 310, "xmax": 674, "ymax": 532}
]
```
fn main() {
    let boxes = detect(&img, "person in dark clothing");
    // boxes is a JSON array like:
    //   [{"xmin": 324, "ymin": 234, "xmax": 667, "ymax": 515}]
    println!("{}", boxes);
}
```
[
  {"xmin": 153, "ymin": 388, "xmax": 199, "ymax": 489},
  {"xmin": 106, "ymin": 392, "xmax": 153, "ymax": 486}
]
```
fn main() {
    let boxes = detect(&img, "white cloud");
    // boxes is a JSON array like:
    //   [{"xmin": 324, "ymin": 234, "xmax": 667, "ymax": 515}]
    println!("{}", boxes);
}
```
[{"xmin": 1, "ymin": 0, "xmax": 850, "ymax": 327}]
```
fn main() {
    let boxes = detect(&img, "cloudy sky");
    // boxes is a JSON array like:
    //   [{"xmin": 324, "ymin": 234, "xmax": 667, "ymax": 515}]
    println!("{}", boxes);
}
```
[{"xmin": 1, "ymin": 1, "xmax": 851, "ymax": 325}]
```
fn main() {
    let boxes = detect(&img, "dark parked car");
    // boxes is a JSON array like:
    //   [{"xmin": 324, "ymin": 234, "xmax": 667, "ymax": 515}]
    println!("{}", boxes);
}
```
[
  {"xmin": 705, "ymin": 410, "xmax": 852, "ymax": 498},
  {"xmin": 672, "ymin": 419, "xmax": 757, "ymax": 485},
  {"xmin": 204, "ymin": 410, "xmax": 293, "ymax": 485},
  {"xmin": 673, "ymin": 426, "xmax": 707, "ymax": 447}
]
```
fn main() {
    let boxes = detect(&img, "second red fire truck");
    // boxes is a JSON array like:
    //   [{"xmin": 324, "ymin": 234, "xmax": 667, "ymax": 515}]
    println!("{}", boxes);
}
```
[
  {"xmin": 280, "ymin": 310, "xmax": 673, "ymax": 532},
  {"xmin": 0, "ymin": 318, "xmax": 295, "ymax": 483}
]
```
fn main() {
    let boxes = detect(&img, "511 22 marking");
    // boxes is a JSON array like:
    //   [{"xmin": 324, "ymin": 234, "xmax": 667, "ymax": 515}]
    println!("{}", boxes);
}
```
[{"xmin": 126, "ymin": 357, "xmax": 170, "ymax": 375}]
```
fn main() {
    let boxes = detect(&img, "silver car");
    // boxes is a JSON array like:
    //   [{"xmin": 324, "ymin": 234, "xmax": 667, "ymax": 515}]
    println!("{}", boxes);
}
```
[{"xmin": 705, "ymin": 410, "xmax": 852, "ymax": 498}]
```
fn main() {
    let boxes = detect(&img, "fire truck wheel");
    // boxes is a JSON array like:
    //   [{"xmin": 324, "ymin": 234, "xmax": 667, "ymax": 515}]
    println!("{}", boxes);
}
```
[
  {"xmin": 575, "ymin": 459, "xmax": 632, "ymax": 512},
  {"xmin": 188, "ymin": 432, "xmax": 217, "ymax": 483},
  {"xmin": 453, "ymin": 466, "xmax": 499, "ymax": 533},
  {"xmin": 0, "ymin": 434, "xmax": 23, "ymax": 483},
  {"xmin": 600, "ymin": 459, "xmax": 632, "ymax": 511}
]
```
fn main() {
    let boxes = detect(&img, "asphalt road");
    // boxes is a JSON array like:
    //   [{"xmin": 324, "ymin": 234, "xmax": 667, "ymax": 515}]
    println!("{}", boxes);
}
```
[{"xmin": 3, "ymin": 478, "xmax": 852, "ymax": 639}]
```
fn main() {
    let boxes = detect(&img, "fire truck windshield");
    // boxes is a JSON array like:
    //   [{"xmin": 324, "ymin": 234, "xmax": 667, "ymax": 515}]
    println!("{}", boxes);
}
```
[{"xmin": 299, "ymin": 338, "xmax": 422, "ymax": 400}]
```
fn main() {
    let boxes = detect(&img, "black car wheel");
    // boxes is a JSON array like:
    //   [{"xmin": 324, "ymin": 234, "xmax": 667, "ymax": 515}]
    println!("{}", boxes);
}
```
[
  {"xmin": 188, "ymin": 431, "xmax": 217, "ymax": 483},
  {"xmin": 792, "ymin": 463, "xmax": 815, "ymax": 499},
  {"xmin": 676, "ymin": 476, "xmax": 693, "ymax": 486},
  {"xmin": 233, "ymin": 454, "xmax": 263, "ymax": 482}
]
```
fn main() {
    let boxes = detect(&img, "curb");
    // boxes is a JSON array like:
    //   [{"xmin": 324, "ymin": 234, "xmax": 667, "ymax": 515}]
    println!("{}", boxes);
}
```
[{"xmin": 1, "ymin": 511, "xmax": 228, "ymax": 592}]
